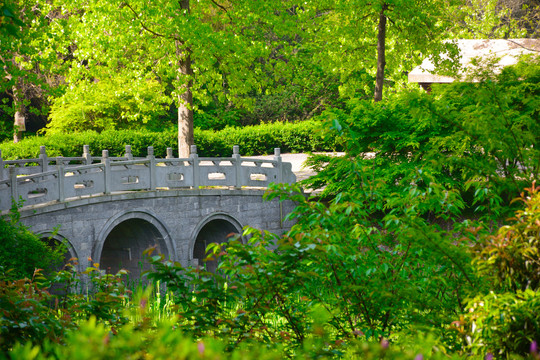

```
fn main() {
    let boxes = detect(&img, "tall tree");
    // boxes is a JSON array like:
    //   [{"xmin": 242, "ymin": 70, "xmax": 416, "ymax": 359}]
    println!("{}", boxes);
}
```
[
  {"xmin": 1, "ymin": 0, "xmax": 63, "ymax": 142},
  {"xmin": 296, "ymin": 0, "xmax": 462, "ymax": 101},
  {"xmin": 53, "ymin": 0, "xmax": 299, "ymax": 156}
]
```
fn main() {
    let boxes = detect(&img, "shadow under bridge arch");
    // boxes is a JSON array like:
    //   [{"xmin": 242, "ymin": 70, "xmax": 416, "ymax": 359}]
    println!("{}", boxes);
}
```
[
  {"xmin": 38, "ymin": 231, "xmax": 79, "ymax": 273},
  {"xmin": 95, "ymin": 210, "xmax": 174, "ymax": 282},
  {"xmin": 192, "ymin": 214, "xmax": 243, "ymax": 273}
]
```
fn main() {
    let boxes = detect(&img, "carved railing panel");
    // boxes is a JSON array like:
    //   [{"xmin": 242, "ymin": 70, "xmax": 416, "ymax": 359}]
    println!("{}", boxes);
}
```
[{"xmin": 0, "ymin": 144, "xmax": 296, "ymax": 211}]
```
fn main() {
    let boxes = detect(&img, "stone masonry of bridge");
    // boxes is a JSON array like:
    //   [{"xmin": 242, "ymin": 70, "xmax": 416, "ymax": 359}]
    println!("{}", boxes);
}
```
[{"xmin": 0, "ymin": 144, "xmax": 297, "ymax": 278}]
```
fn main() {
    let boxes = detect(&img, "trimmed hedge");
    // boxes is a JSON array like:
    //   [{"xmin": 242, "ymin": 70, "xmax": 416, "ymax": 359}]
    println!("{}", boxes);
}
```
[{"xmin": 0, "ymin": 120, "xmax": 340, "ymax": 159}]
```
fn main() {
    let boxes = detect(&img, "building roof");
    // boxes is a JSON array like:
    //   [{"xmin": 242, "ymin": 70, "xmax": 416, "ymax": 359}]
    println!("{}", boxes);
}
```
[{"xmin": 408, "ymin": 39, "xmax": 540, "ymax": 84}]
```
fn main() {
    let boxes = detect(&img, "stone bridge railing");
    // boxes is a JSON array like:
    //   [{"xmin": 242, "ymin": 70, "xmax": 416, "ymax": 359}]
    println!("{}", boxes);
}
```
[{"xmin": 0, "ymin": 144, "xmax": 296, "ymax": 211}]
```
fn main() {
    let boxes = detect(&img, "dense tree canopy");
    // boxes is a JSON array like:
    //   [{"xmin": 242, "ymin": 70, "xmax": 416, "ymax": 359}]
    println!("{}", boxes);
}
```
[
  {"xmin": 1, "ymin": 0, "xmax": 537, "ymax": 150},
  {"xmin": 46, "ymin": 0, "xmax": 304, "ymax": 155}
]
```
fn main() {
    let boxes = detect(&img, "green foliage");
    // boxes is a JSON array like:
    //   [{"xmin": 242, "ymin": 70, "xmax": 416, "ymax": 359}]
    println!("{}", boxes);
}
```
[
  {"xmin": 0, "ymin": 0, "xmax": 66, "ymax": 136},
  {"xmin": 46, "ymin": 77, "xmax": 172, "ymax": 134},
  {"xmin": 0, "ymin": 129, "xmax": 172, "ymax": 159},
  {"xmin": 0, "ymin": 119, "xmax": 340, "ymax": 159},
  {"xmin": 463, "ymin": 289, "xmax": 540, "ymax": 357},
  {"xmin": 459, "ymin": 184, "xmax": 540, "ymax": 357},
  {"xmin": 78, "ymin": 264, "xmax": 131, "ymax": 329},
  {"xmin": 454, "ymin": 0, "xmax": 532, "ymax": 38},
  {"xmin": 195, "ymin": 120, "xmax": 340, "ymax": 156},
  {"xmin": 306, "ymin": 57, "xmax": 540, "ymax": 217},
  {"xmin": 428, "ymin": 56, "xmax": 540, "ymax": 209},
  {"xmin": 0, "ymin": 204, "xmax": 64, "ymax": 280},
  {"xmin": 6, "ymin": 316, "xmax": 464, "ymax": 359},
  {"xmin": 145, "ymin": 177, "xmax": 477, "ymax": 353},
  {"xmin": 0, "ymin": 269, "xmax": 73, "ymax": 353},
  {"xmin": 0, "ymin": 259, "xmax": 137, "ymax": 354},
  {"xmin": 297, "ymin": 0, "xmax": 463, "ymax": 99},
  {"xmin": 0, "ymin": 1, "xmax": 23, "ymax": 37},
  {"xmin": 473, "ymin": 183, "xmax": 540, "ymax": 292},
  {"xmin": 268, "ymin": 181, "xmax": 477, "ymax": 345},
  {"xmin": 0, "ymin": 178, "xmax": 537, "ymax": 359}
]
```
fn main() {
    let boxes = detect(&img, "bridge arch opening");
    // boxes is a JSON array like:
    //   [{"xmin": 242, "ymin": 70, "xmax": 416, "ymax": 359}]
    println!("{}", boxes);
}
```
[
  {"xmin": 38, "ymin": 233, "xmax": 78, "ymax": 295},
  {"xmin": 101, "ymin": 218, "xmax": 169, "ymax": 283},
  {"xmin": 193, "ymin": 216, "xmax": 242, "ymax": 273},
  {"xmin": 37, "ymin": 232, "xmax": 78, "ymax": 272}
]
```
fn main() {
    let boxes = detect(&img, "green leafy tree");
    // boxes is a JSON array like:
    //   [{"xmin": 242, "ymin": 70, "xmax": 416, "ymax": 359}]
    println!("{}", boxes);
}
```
[
  {"xmin": 295, "ymin": 0, "xmax": 462, "ymax": 102},
  {"xmin": 454, "ymin": 0, "xmax": 537, "ymax": 38},
  {"xmin": 0, "ymin": 0, "xmax": 65, "ymax": 142},
  {"xmin": 46, "ymin": 77, "xmax": 171, "ymax": 134},
  {"xmin": 50, "ymin": 0, "xmax": 302, "ymax": 156}
]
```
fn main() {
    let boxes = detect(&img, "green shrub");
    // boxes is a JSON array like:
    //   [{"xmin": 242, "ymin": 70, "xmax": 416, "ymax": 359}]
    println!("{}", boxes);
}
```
[
  {"xmin": 0, "ymin": 269, "xmax": 73, "ymax": 353},
  {"xmin": 459, "ymin": 183, "xmax": 540, "ymax": 357},
  {"xmin": 0, "ymin": 260, "xmax": 137, "ymax": 354},
  {"xmin": 0, "ymin": 206, "xmax": 64, "ymax": 280},
  {"xmin": 7, "ymin": 316, "xmax": 463, "ymax": 359},
  {"xmin": 0, "ymin": 119, "xmax": 340, "ymax": 159},
  {"xmin": 144, "ymin": 177, "xmax": 477, "ymax": 353},
  {"xmin": 306, "ymin": 56, "xmax": 539, "ymax": 217}
]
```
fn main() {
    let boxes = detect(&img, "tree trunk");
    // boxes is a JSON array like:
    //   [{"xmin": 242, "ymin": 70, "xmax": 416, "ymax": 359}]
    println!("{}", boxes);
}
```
[
  {"xmin": 177, "ymin": 0, "xmax": 194, "ymax": 158},
  {"xmin": 177, "ymin": 47, "xmax": 194, "ymax": 158},
  {"xmin": 13, "ymin": 85, "xmax": 25, "ymax": 143},
  {"xmin": 374, "ymin": 4, "xmax": 387, "ymax": 102}
]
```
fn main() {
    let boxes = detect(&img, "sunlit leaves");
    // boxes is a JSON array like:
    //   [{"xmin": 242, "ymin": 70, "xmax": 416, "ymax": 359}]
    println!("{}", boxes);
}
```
[{"xmin": 295, "ymin": 0, "xmax": 462, "ymax": 99}]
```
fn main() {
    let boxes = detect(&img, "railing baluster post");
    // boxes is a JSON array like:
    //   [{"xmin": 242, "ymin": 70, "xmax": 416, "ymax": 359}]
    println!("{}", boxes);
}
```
[
  {"xmin": 102, "ymin": 150, "xmax": 111, "ymax": 194},
  {"xmin": 166, "ymin": 148, "xmax": 173, "ymax": 159},
  {"xmin": 125, "ymin": 145, "xmax": 133, "ymax": 160},
  {"xmin": 83, "ymin": 145, "xmax": 91, "ymax": 165},
  {"xmin": 233, "ymin": 145, "xmax": 241, "ymax": 189},
  {"xmin": 147, "ymin": 146, "xmax": 156, "ymax": 190},
  {"xmin": 190, "ymin": 145, "xmax": 199, "ymax": 188},
  {"xmin": 274, "ymin": 148, "xmax": 282, "ymax": 183},
  {"xmin": 57, "ymin": 156, "xmax": 65, "ymax": 202},
  {"xmin": 9, "ymin": 167, "xmax": 18, "ymax": 202},
  {"xmin": 40, "ymin": 146, "xmax": 48, "ymax": 173},
  {"xmin": 0, "ymin": 149, "xmax": 4, "ymax": 181}
]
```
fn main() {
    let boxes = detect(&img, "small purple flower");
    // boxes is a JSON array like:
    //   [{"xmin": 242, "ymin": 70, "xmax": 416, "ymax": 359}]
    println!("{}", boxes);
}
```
[
  {"xmin": 140, "ymin": 298, "xmax": 147, "ymax": 309},
  {"xmin": 414, "ymin": 354, "xmax": 423, "ymax": 360},
  {"xmin": 381, "ymin": 339, "xmax": 389, "ymax": 349},
  {"xmin": 531, "ymin": 340, "xmax": 538, "ymax": 354},
  {"xmin": 485, "ymin": 353, "xmax": 493, "ymax": 360},
  {"xmin": 197, "ymin": 341, "xmax": 205, "ymax": 355}
]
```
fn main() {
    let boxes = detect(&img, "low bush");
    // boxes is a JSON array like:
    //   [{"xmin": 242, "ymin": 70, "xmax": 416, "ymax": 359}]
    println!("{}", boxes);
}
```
[
  {"xmin": 458, "ymin": 183, "xmax": 540, "ymax": 357},
  {"xmin": 7, "ymin": 315, "xmax": 462, "ymax": 360},
  {"xmin": 142, "ymin": 177, "xmax": 479, "ymax": 354},
  {"xmin": 0, "ymin": 270, "xmax": 73, "ymax": 353},
  {"xmin": 0, "ymin": 205, "xmax": 64, "ymax": 280},
  {"xmin": 0, "ymin": 119, "xmax": 340, "ymax": 159}
]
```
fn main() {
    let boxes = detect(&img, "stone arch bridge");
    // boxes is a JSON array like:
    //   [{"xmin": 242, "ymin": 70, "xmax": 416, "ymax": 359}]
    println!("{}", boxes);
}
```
[{"xmin": 0, "ymin": 145, "xmax": 297, "ymax": 278}]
